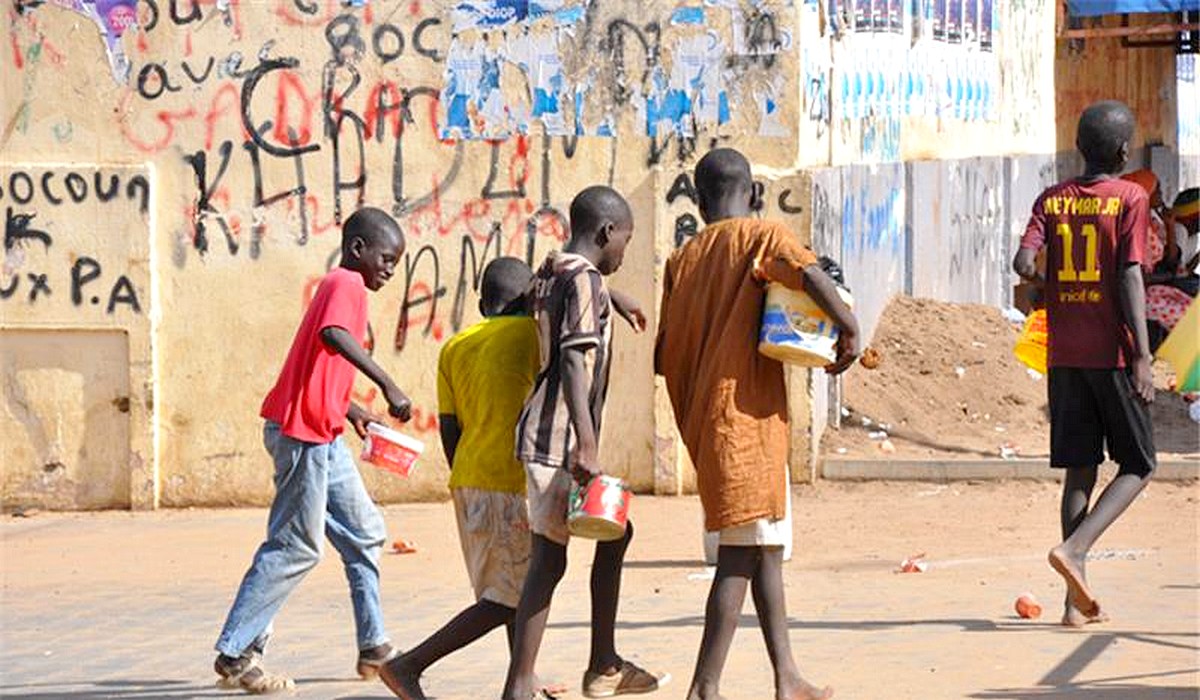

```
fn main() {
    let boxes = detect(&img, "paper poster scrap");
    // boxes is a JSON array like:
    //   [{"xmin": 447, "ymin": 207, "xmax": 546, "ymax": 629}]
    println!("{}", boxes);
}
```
[
  {"xmin": 48, "ymin": 0, "xmax": 136, "ymax": 83},
  {"xmin": 441, "ymin": 39, "xmax": 522, "ymax": 139},
  {"xmin": 452, "ymin": 0, "xmax": 529, "ymax": 32},
  {"xmin": 646, "ymin": 34, "xmax": 730, "ymax": 138}
]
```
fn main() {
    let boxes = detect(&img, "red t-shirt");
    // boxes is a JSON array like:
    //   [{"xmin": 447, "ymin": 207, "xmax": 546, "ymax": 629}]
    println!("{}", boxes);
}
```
[
  {"xmin": 1019, "ymin": 177, "xmax": 1149, "ymax": 369},
  {"xmin": 261, "ymin": 267, "xmax": 368, "ymax": 442}
]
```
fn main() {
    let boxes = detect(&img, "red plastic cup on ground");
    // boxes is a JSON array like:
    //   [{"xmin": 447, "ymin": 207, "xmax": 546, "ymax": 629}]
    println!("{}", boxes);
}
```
[
  {"xmin": 1015, "ymin": 593, "xmax": 1042, "ymax": 619},
  {"xmin": 361, "ymin": 423, "xmax": 424, "ymax": 477}
]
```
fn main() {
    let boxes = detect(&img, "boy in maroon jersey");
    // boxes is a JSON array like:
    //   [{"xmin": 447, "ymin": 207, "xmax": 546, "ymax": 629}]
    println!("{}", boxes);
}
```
[{"xmin": 1013, "ymin": 100, "xmax": 1156, "ymax": 627}]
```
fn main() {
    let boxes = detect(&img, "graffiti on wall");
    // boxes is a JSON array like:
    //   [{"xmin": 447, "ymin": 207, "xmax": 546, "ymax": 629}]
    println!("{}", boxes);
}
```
[
  {"xmin": 808, "ymin": 163, "xmax": 905, "ymax": 340},
  {"xmin": 1, "ymin": 167, "xmax": 148, "ymax": 315}
]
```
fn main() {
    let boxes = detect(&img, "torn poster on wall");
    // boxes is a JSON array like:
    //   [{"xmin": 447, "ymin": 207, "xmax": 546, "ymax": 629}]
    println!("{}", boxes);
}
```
[
  {"xmin": 48, "ymin": 0, "xmax": 136, "ymax": 83},
  {"xmin": 441, "ymin": 39, "xmax": 526, "ymax": 139},
  {"xmin": 509, "ymin": 32, "xmax": 570, "ymax": 136},
  {"xmin": 452, "ymin": 0, "xmax": 530, "ymax": 32},
  {"xmin": 643, "ymin": 33, "xmax": 730, "ymax": 138},
  {"xmin": 440, "ymin": 3, "xmax": 789, "ymax": 141}
]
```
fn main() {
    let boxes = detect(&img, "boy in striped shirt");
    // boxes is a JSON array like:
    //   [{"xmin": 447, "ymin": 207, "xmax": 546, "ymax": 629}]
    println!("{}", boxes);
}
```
[{"xmin": 503, "ymin": 186, "xmax": 667, "ymax": 700}]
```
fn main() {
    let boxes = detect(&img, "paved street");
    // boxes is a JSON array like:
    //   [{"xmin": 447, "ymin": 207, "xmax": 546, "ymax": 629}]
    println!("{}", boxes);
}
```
[{"xmin": 2, "ymin": 480, "xmax": 1198, "ymax": 699}]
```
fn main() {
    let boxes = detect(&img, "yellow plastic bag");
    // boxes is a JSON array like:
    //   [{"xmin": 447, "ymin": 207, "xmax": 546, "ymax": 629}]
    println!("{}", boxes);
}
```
[{"xmin": 1013, "ymin": 309, "xmax": 1048, "ymax": 375}]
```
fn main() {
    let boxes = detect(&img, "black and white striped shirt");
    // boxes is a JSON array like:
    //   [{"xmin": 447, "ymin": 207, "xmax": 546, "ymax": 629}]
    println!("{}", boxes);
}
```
[{"xmin": 515, "ymin": 252, "xmax": 613, "ymax": 468}]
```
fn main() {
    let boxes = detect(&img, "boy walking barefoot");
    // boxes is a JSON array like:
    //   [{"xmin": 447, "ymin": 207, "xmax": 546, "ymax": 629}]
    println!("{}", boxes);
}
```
[
  {"xmin": 656, "ymin": 149, "xmax": 859, "ymax": 700},
  {"xmin": 1013, "ymin": 101, "xmax": 1157, "ymax": 627},
  {"xmin": 213, "ymin": 207, "xmax": 412, "ymax": 694},
  {"xmin": 379, "ymin": 258, "xmax": 542, "ymax": 700},
  {"xmin": 502, "ymin": 186, "xmax": 667, "ymax": 700}
]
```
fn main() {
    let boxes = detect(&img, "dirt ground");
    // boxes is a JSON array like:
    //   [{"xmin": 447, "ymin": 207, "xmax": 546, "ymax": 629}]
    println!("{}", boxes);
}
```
[
  {"xmin": 2, "ymin": 480, "xmax": 1198, "ymax": 699},
  {"xmin": 824, "ymin": 297, "xmax": 1200, "ymax": 461}
]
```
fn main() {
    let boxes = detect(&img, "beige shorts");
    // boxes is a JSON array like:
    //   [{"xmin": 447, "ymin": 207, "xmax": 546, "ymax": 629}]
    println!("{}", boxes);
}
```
[
  {"xmin": 452, "ymin": 488, "xmax": 531, "ymax": 609},
  {"xmin": 524, "ymin": 462, "xmax": 574, "ymax": 545}
]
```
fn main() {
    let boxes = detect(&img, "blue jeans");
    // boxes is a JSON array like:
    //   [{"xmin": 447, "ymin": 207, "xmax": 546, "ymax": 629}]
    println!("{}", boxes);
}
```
[{"xmin": 215, "ymin": 421, "xmax": 389, "ymax": 656}]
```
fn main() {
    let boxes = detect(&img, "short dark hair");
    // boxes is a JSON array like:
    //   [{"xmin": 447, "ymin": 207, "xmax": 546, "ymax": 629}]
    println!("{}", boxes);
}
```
[
  {"xmin": 569, "ymin": 186, "xmax": 632, "ymax": 241},
  {"xmin": 1076, "ymin": 101, "xmax": 1134, "ymax": 169},
  {"xmin": 343, "ymin": 207, "xmax": 403, "ymax": 251},
  {"xmin": 480, "ymin": 257, "xmax": 532, "ymax": 311},
  {"xmin": 695, "ymin": 148, "xmax": 753, "ymax": 205}
]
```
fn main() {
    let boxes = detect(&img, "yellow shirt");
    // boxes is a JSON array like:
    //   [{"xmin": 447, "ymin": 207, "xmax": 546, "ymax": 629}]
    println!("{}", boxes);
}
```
[{"xmin": 438, "ymin": 316, "xmax": 539, "ymax": 493}]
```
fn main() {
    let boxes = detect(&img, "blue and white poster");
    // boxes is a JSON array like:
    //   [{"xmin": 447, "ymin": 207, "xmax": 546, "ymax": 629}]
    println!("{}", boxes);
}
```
[{"xmin": 452, "ymin": 0, "xmax": 529, "ymax": 32}]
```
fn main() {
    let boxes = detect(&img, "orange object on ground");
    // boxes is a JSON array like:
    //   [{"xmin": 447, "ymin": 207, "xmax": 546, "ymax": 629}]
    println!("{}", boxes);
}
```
[
  {"xmin": 1015, "ymin": 593, "xmax": 1043, "ymax": 619},
  {"xmin": 859, "ymin": 347, "xmax": 882, "ymax": 369},
  {"xmin": 896, "ymin": 553, "xmax": 928, "ymax": 573},
  {"xmin": 391, "ymin": 540, "xmax": 418, "ymax": 554}
]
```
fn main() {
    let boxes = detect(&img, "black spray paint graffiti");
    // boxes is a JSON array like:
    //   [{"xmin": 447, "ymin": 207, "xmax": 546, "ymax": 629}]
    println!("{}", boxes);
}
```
[
  {"xmin": 0, "ymin": 169, "xmax": 150, "ymax": 213},
  {"xmin": 947, "ymin": 164, "xmax": 1004, "ymax": 279},
  {"xmin": 1, "ymin": 208, "xmax": 142, "ymax": 313},
  {"xmin": 666, "ymin": 172, "xmax": 698, "ymax": 247},
  {"xmin": 394, "ymin": 208, "xmax": 568, "ymax": 352}
]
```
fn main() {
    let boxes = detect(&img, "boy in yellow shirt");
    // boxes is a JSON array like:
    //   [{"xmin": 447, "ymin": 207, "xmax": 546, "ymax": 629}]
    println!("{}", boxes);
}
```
[{"xmin": 381, "ymin": 258, "xmax": 540, "ymax": 699}]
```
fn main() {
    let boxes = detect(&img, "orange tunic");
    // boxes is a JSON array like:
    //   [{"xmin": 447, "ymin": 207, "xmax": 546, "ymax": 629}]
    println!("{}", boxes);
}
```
[{"xmin": 655, "ymin": 218, "xmax": 817, "ymax": 532}]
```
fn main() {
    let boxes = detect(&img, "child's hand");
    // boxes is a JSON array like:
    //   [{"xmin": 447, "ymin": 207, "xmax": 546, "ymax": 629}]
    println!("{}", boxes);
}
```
[
  {"xmin": 617, "ymin": 303, "xmax": 647, "ymax": 333},
  {"xmin": 570, "ymin": 443, "xmax": 602, "ymax": 484},
  {"xmin": 825, "ymin": 328, "xmax": 861, "ymax": 376},
  {"xmin": 751, "ymin": 253, "xmax": 768, "ymax": 284},
  {"xmin": 610, "ymin": 289, "xmax": 647, "ymax": 333},
  {"xmin": 1131, "ymin": 356, "xmax": 1155, "ymax": 404},
  {"xmin": 384, "ymin": 384, "xmax": 414, "ymax": 422},
  {"xmin": 350, "ymin": 409, "xmax": 386, "ymax": 439}
]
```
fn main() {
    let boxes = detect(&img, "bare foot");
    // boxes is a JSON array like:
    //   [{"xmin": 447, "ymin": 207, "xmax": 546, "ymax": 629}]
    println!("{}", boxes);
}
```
[
  {"xmin": 778, "ymin": 678, "xmax": 834, "ymax": 700},
  {"xmin": 534, "ymin": 675, "xmax": 568, "ymax": 698},
  {"xmin": 379, "ymin": 658, "xmax": 426, "ymax": 700},
  {"xmin": 1048, "ymin": 546, "xmax": 1100, "ymax": 618},
  {"xmin": 1062, "ymin": 603, "xmax": 1110, "ymax": 628}
]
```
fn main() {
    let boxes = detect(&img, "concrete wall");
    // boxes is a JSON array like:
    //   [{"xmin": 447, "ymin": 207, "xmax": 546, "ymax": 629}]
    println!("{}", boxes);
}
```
[
  {"xmin": 4, "ymin": 0, "xmax": 1166, "ymax": 510},
  {"xmin": 1, "ymin": 0, "xmax": 811, "ymax": 508}
]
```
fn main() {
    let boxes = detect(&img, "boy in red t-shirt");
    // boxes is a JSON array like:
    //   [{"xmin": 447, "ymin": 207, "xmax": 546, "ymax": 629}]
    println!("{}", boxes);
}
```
[
  {"xmin": 214, "ymin": 207, "xmax": 413, "ymax": 693},
  {"xmin": 1014, "ymin": 101, "xmax": 1157, "ymax": 628}
]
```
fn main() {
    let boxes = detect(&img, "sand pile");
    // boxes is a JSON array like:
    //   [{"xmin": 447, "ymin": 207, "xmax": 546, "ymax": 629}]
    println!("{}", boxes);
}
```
[{"xmin": 823, "ymin": 296, "xmax": 1199, "ymax": 460}]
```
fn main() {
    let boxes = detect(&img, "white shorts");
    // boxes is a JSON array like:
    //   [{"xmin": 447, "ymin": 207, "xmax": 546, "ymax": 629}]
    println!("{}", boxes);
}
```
[{"xmin": 718, "ymin": 517, "xmax": 789, "ymax": 548}]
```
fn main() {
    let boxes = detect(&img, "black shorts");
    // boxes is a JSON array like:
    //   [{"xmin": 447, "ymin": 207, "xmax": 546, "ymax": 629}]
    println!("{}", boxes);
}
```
[{"xmin": 1048, "ymin": 367, "xmax": 1156, "ymax": 476}]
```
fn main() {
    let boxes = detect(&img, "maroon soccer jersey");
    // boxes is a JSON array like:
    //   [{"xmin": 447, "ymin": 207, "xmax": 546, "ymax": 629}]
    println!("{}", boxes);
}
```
[{"xmin": 1020, "ymin": 177, "xmax": 1150, "ymax": 369}]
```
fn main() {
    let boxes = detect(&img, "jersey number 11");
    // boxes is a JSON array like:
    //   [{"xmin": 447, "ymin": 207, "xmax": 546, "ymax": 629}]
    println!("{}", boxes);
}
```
[{"xmin": 1056, "ymin": 223, "xmax": 1101, "ymax": 283}]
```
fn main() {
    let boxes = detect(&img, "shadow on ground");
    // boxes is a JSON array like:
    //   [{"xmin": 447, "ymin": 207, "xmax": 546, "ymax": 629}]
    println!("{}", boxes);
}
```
[
  {"xmin": 549, "ymin": 614, "xmax": 1005, "ymax": 632},
  {"xmin": 0, "ymin": 679, "xmax": 225, "ymax": 699},
  {"xmin": 970, "ymin": 684, "xmax": 1199, "ymax": 699},
  {"xmin": 0, "ymin": 677, "xmax": 378, "ymax": 699}
]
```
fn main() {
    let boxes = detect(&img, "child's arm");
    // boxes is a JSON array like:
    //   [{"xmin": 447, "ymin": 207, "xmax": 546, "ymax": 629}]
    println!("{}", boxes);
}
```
[
  {"xmin": 1015, "ymin": 195, "xmax": 1048, "ymax": 282},
  {"xmin": 609, "ymin": 288, "xmax": 647, "ymax": 333},
  {"xmin": 1013, "ymin": 248, "xmax": 1043, "ymax": 282},
  {"xmin": 563, "ymin": 346, "xmax": 600, "ymax": 481},
  {"xmin": 1118, "ymin": 263, "xmax": 1155, "ymax": 404},
  {"xmin": 439, "ymin": 414, "xmax": 461, "ymax": 467},
  {"xmin": 800, "ymin": 265, "xmax": 861, "ymax": 375},
  {"xmin": 752, "ymin": 241, "xmax": 859, "ymax": 374},
  {"xmin": 321, "ymin": 326, "xmax": 413, "ymax": 420}
]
